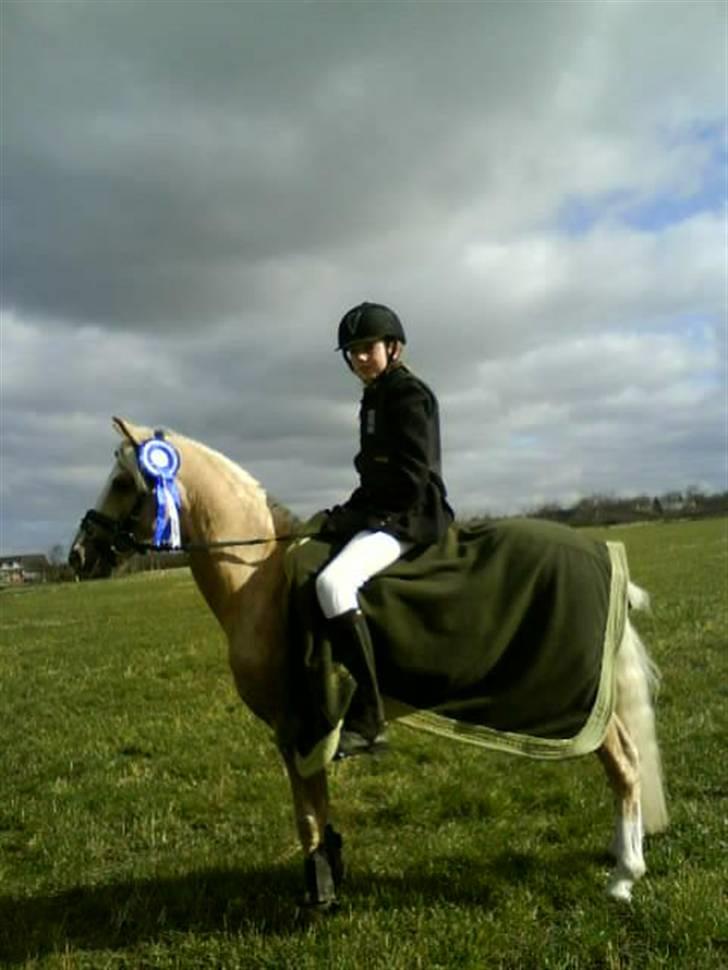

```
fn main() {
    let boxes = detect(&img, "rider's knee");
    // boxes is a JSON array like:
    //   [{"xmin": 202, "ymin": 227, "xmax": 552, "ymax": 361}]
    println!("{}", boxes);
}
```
[{"xmin": 316, "ymin": 566, "xmax": 356, "ymax": 619}]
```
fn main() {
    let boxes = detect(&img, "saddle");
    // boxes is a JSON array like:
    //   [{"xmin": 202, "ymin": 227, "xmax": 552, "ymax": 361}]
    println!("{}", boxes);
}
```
[{"xmin": 283, "ymin": 515, "xmax": 628, "ymax": 776}]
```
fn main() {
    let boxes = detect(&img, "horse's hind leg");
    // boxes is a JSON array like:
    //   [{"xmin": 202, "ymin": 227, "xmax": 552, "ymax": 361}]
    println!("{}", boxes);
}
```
[
  {"xmin": 281, "ymin": 753, "xmax": 344, "ymax": 909},
  {"xmin": 597, "ymin": 714, "xmax": 646, "ymax": 901}
]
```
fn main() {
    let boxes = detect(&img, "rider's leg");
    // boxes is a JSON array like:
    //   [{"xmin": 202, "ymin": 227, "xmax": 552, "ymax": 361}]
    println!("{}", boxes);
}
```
[
  {"xmin": 316, "ymin": 530, "xmax": 411, "ymax": 754},
  {"xmin": 316, "ymin": 530, "xmax": 410, "ymax": 619},
  {"xmin": 326, "ymin": 608, "xmax": 386, "ymax": 748}
]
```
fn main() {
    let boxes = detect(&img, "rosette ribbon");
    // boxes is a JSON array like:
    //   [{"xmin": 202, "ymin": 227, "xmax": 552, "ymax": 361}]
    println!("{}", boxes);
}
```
[{"xmin": 137, "ymin": 436, "xmax": 182, "ymax": 549}]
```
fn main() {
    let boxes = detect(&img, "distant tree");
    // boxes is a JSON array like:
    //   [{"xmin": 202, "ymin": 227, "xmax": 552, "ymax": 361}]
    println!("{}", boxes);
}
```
[
  {"xmin": 48, "ymin": 543, "xmax": 66, "ymax": 565},
  {"xmin": 46, "ymin": 544, "xmax": 74, "ymax": 582},
  {"xmin": 683, "ymin": 485, "xmax": 705, "ymax": 509}
]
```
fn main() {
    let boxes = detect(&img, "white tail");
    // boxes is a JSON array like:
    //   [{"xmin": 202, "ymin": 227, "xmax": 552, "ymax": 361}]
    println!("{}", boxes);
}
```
[
  {"xmin": 615, "ymin": 584, "xmax": 669, "ymax": 833},
  {"xmin": 627, "ymin": 581, "xmax": 651, "ymax": 613}
]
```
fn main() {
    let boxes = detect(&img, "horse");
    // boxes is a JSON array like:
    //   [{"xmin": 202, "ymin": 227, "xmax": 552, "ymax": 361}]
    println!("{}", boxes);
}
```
[{"xmin": 69, "ymin": 417, "xmax": 668, "ymax": 908}]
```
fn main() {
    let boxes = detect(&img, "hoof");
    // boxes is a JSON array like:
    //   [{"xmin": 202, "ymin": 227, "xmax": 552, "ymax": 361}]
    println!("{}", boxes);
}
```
[
  {"xmin": 334, "ymin": 731, "xmax": 388, "ymax": 760},
  {"xmin": 295, "ymin": 897, "xmax": 340, "ymax": 925},
  {"xmin": 607, "ymin": 876, "xmax": 633, "ymax": 902},
  {"xmin": 299, "ymin": 895, "xmax": 341, "ymax": 915}
]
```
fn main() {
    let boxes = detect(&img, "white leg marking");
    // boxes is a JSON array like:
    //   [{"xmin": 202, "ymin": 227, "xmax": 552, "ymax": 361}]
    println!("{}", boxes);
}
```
[{"xmin": 607, "ymin": 803, "xmax": 646, "ymax": 902}]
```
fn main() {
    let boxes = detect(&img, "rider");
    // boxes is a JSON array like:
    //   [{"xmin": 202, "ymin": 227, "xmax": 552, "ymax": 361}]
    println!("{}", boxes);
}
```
[{"xmin": 317, "ymin": 301, "xmax": 454, "ymax": 758}]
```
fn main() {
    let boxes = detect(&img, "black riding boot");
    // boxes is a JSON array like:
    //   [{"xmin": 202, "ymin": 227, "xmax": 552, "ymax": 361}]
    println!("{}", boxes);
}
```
[{"xmin": 328, "ymin": 609, "xmax": 387, "ymax": 758}]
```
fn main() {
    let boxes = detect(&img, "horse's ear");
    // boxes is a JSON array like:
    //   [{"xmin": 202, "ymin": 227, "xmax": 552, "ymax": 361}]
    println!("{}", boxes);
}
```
[{"xmin": 112, "ymin": 416, "xmax": 141, "ymax": 445}]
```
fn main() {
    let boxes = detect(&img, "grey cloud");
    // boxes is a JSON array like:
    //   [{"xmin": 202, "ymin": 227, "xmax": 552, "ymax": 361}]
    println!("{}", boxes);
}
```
[
  {"xmin": 4, "ymin": 1, "xmax": 722, "ymax": 329},
  {"xmin": 1, "ymin": 0, "xmax": 725, "ymax": 553}
]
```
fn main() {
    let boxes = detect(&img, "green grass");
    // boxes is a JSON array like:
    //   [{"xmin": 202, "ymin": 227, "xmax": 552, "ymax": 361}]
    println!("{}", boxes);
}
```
[{"xmin": 1, "ymin": 519, "xmax": 726, "ymax": 968}]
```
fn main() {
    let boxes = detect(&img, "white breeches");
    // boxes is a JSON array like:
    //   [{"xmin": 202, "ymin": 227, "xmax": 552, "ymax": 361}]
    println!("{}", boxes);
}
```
[{"xmin": 315, "ymin": 530, "xmax": 412, "ymax": 619}]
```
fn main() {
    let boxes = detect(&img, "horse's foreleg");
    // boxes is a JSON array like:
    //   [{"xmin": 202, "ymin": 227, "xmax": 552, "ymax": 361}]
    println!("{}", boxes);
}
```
[
  {"xmin": 282, "ymin": 752, "xmax": 344, "ymax": 909},
  {"xmin": 597, "ymin": 714, "xmax": 646, "ymax": 901}
]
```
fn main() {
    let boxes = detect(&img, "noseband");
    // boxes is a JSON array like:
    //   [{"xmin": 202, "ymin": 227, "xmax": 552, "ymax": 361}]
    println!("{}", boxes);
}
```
[{"xmin": 79, "ymin": 496, "xmax": 149, "ymax": 562}]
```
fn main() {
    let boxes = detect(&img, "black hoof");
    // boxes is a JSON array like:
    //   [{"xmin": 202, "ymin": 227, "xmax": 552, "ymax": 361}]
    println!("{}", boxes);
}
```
[
  {"xmin": 296, "ymin": 897, "xmax": 341, "ymax": 925},
  {"xmin": 299, "ymin": 895, "xmax": 341, "ymax": 914}
]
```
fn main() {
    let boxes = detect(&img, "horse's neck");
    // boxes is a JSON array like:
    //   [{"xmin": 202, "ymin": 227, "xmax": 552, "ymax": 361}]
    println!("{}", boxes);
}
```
[{"xmin": 175, "ymin": 438, "xmax": 291, "ymax": 640}]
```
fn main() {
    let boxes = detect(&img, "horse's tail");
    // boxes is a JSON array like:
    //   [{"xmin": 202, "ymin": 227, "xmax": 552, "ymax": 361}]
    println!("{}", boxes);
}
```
[{"xmin": 615, "ymin": 582, "xmax": 669, "ymax": 833}]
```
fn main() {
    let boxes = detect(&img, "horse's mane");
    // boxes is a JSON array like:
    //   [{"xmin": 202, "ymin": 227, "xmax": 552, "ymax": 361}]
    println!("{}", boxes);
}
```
[
  {"xmin": 169, "ymin": 430, "xmax": 299, "ymax": 531},
  {"xmin": 114, "ymin": 416, "xmax": 301, "ymax": 535},
  {"xmin": 178, "ymin": 433, "xmax": 264, "ymax": 496}
]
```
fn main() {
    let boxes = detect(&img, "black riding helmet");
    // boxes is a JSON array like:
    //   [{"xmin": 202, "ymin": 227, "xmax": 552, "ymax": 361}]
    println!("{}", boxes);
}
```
[{"xmin": 336, "ymin": 302, "xmax": 407, "ymax": 351}]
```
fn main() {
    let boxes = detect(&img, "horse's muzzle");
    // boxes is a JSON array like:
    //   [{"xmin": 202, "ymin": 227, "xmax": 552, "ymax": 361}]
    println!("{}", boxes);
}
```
[{"xmin": 68, "ymin": 533, "xmax": 116, "ymax": 579}]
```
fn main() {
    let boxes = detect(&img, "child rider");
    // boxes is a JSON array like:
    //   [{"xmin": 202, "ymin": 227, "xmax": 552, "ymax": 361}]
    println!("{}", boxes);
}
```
[{"xmin": 316, "ymin": 301, "xmax": 454, "ymax": 758}]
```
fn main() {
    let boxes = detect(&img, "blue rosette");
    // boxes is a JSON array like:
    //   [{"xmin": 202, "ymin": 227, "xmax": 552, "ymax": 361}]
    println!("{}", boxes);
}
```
[{"xmin": 138, "ymin": 437, "xmax": 182, "ymax": 549}]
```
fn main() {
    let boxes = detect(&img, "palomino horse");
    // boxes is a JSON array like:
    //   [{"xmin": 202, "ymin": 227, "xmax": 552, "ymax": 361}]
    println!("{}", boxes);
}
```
[{"xmin": 70, "ymin": 418, "xmax": 668, "ymax": 907}]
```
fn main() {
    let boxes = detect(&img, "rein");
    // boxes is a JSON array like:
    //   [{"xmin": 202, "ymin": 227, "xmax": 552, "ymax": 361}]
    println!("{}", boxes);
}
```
[
  {"xmin": 80, "ymin": 508, "xmax": 317, "ymax": 557},
  {"xmin": 80, "ymin": 430, "xmax": 321, "ymax": 562},
  {"xmin": 140, "ymin": 532, "xmax": 314, "ymax": 553}
]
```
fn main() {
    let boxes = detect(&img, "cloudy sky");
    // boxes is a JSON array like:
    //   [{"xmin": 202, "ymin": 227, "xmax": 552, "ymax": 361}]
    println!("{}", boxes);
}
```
[{"xmin": 1, "ymin": 0, "xmax": 725, "ymax": 556}]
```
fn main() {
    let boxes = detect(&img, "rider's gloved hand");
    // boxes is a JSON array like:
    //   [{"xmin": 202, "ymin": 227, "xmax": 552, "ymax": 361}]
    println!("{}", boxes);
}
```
[{"xmin": 322, "ymin": 505, "xmax": 364, "ymax": 537}]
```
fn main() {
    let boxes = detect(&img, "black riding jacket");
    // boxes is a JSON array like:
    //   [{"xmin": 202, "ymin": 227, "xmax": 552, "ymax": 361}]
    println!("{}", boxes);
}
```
[{"xmin": 328, "ymin": 363, "xmax": 453, "ymax": 545}]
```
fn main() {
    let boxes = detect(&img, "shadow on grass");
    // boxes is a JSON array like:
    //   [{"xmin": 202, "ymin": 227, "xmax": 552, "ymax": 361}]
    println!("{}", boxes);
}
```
[
  {"xmin": 0, "ymin": 847, "xmax": 610, "ymax": 964},
  {"xmin": 349, "ymin": 846, "xmax": 609, "ymax": 906},
  {"xmin": 0, "ymin": 863, "xmax": 303, "ymax": 965}
]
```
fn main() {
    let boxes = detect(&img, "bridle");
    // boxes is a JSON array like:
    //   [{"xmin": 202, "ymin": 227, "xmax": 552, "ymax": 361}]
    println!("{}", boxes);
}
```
[
  {"xmin": 74, "ymin": 431, "xmax": 321, "ymax": 575},
  {"xmin": 78, "ymin": 491, "xmax": 152, "ymax": 567},
  {"xmin": 78, "ymin": 484, "xmax": 315, "ymax": 564}
]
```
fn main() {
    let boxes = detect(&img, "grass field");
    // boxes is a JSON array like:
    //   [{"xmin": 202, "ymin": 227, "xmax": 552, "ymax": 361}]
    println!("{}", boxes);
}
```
[{"xmin": 1, "ymin": 518, "xmax": 726, "ymax": 969}]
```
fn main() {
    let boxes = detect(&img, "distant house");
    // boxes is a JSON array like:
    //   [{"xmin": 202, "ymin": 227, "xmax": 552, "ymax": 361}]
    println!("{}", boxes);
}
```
[
  {"xmin": 0, "ymin": 559, "xmax": 24, "ymax": 584},
  {"xmin": 0, "ymin": 555, "xmax": 51, "ymax": 584}
]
